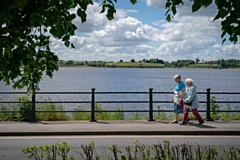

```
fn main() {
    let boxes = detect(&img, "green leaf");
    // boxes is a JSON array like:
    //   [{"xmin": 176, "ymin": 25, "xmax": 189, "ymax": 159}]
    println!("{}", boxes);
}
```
[
  {"xmin": 166, "ymin": 14, "xmax": 171, "ymax": 22},
  {"xmin": 79, "ymin": 1, "xmax": 88, "ymax": 10},
  {"xmin": 71, "ymin": 43, "xmax": 75, "ymax": 49},
  {"xmin": 171, "ymin": 6, "xmax": 177, "ymax": 15},
  {"xmin": 165, "ymin": 1, "xmax": 171, "ymax": 9},
  {"xmin": 77, "ymin": 9, "xmax": 87, "ymax": 23},
  {"xmin": 64, "ymin": 40, "xmax": 70, "ymax": 47},
  {"xmin": 130, "ymin": 0, "xmax": 137, "ymax": 4},
  {"xmin": 192, "ymin": 1, "xmax": 201, "ymax": 12},
  {"xmin": 121, "ymin": 154, "xmax": 127, "ymax": 160},
  {"xmin": 222, "ymin": 38, "xmax": 226, "ymax": 44},
  {"xmin": 106, "ymin": 8, "xmax": 116, "ymax": 20}
]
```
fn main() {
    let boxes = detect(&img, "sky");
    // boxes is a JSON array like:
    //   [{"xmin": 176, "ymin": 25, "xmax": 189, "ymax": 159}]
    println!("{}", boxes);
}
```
[{"xmin": 50, "ymin": 0, "xmax": 240, "ymax": 62}]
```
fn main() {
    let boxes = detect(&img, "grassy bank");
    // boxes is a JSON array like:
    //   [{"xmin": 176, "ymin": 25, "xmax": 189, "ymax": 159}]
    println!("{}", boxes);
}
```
[
  {"xmin": 0, "ymin": 96, "xmax": 240, "ymax": 121},
  {"xmin": 105, "ymin": 62, "xmax": 165, "ymax": 68}
]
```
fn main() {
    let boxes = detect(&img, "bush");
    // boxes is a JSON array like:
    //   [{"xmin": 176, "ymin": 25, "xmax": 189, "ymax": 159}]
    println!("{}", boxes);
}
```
[
  {"xmin": 210, "ymin": 96, "xmax": 220, "ymax": 120},
  {"xmin": 15, "ymin": 95, "xmax": 32, "ymax": 121}
]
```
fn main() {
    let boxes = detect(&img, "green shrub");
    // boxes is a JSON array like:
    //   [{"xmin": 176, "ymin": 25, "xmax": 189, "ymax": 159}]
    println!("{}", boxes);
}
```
[
  {"xmin": 15, "ymin": 95, "xmax": 32, "ymax": 121},
  {"xmin": 210, "ymin": 96, "xmax": 220, "ymax": 120}
]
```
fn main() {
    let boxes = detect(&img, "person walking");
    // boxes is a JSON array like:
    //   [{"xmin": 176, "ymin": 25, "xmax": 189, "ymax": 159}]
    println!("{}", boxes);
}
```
[
  {"xmin": 180, "ymin": 78, "xmax": 205, "ymax": 125},
  {"xmin": 172, "ymin": 74, "xmax": 185, "ymax": 123}
]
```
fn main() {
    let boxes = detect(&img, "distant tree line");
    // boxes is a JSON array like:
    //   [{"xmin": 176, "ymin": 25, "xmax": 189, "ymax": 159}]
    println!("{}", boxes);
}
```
[
  {"xmin": 58, "ymin": 58, "xmax": 240, "ymax": 69},
  {"xmin": 58, "ymin": 60, "xmax": 106, "ymax": 67},
  {"xmin": 218, "ymin": 59, "xmax": 240, "ymax": 68}
]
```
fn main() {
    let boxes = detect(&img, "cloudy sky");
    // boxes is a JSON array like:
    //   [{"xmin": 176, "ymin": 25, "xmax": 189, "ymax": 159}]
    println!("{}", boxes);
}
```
[{"xmin": 51, "ymin": 0, "xmax": 240, "ymax": 62}]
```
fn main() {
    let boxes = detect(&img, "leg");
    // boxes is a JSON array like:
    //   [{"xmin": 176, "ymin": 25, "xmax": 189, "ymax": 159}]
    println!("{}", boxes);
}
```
[
  {"xmin": 182, "ymin": 106, "xmax": 190, "ymax": 123},
  {"xmin": 192, "ymin": 109, "xmax": 204, "ymax": 122},
  {"xmin": 172, "ymin": 103, "xmax": 180, "ymax": 123}
]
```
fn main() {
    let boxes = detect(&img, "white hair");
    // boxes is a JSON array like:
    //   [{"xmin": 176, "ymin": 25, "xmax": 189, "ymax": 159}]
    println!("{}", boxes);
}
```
[
  {"xmin": 173, "ymin": 74, "xmax": 181, "ymax": 79},
  {"xmin": 185, "ymin": 78, "xmax": 194, "ymax": 85}
]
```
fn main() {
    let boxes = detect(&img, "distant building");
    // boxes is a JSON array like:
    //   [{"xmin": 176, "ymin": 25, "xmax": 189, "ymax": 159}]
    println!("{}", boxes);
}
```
[
  {"xmin": 164, "ymin": 61, "xmax": 169, "ymax": 64},
  {"xmin": 197, "ymin": 61, "xmax": 205, "ymax": 64},
  {"xmin": 205, "ymin": 60, "xmax": 218, "ymax": 64}
]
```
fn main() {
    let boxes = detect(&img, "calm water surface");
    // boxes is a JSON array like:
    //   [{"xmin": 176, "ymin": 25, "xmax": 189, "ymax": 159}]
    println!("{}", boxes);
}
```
[{"xmin": 0, "ymin": 68, "xmax": 240, "ymax": 111}]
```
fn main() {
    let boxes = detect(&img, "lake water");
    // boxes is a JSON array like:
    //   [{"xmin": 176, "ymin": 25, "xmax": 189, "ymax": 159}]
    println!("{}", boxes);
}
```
[{"xmin": 0, "ymin": 68, "xmax": 240, "ymax": 112}]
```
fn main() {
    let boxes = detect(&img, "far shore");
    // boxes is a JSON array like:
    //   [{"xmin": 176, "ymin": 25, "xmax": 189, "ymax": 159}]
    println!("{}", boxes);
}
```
[{"xmin": 58, "ymin": 66, "xmax": 240, "ymax": 70}]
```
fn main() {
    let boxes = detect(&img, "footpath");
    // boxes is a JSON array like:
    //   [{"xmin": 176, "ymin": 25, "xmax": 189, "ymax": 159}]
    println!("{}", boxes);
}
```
[{"xmin": 0, "ymin": 120, "xmax": 239, "ymax": 136}]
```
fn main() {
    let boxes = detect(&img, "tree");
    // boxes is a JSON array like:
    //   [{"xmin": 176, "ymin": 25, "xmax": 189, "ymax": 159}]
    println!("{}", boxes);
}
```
[
  {"xmin": 130, "ymin": 59, "xmax": 135, "ymax": 63},
  {"xmin": 0, "ymin": 0, "xmax": 137, "ymax": 93},
  {"xmin": 165, "ymin": 0, "xmax": 240, "ymax": 44},
  {"xmin": 196, "ymin": 58, "xmax": 200, "ymax": 64},
  {"xmin": 119, "ymin": 59, "xmax": 124, "ymax": 62}
]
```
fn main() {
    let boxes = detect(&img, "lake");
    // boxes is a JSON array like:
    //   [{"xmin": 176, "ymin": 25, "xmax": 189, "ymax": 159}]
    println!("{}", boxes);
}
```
[{"xmin": 0, "ymin": 68, "xmax": 240, "ymax": 112}]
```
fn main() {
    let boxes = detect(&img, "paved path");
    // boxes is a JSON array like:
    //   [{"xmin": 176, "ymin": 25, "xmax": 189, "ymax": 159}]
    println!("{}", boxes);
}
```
[{"xmin": 0, "ymin": 120, "xmax": 239, "ymax": 136}]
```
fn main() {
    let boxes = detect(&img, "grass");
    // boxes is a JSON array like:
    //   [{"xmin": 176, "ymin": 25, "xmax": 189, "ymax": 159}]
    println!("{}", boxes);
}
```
[
  {"xmin": 36, "ymin": 103, "xmax": 68, "ymax": 121},
  {"xmin": 106, "ymin": 62, "xmax": 165, "ymax": 68},
  {"xmin": 188, "ymin": 64, "xmax": 219, "ymax": 68},
  {"xmin": 0, "ymin": 95, "xmax": 239, "ymax": 121}
]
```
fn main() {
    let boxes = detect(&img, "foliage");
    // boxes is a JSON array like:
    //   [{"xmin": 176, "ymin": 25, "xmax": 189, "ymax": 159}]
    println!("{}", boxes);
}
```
[
  {"xmin": 166, "ymin": 59, "xmax": 196, "ymax": 68},
  {"xmin": 218, "ymin": 59, "xmax": 240, "ymax": 69},
  {"xmin": 165, "ymin": 0, "xmax": 240, "ymax": 44},
  {"xmin": 22, "ymin": 142, "xmax": 74, "ymax": 160},
  {"xmin": 106, "ymin": 62, "xmax": 164, "ymax": 68},
  {"xmin": 72, "ymin": 105, "xmax": 125, "ymax": 120},
  {"xmin": 0, "ymin": 0, "xmax": 136, "ymax": 93},
  {"xmin": 210, "ymin": 96, "xmax": 220, "ymax": 120},
  {"xmin": 15, "ymin": 95, "xmax": 32, "ymax": 121},
  {"xmin": 22, "ymin": 141, "xmax": 240, "ymax": 160},
  {"xmin": 36, "ymin": 103, "xmax": 68, "ymax": 121},
  {"xmin": 154, "ymin": 105, "xmax": 168, "ymax": 120},
  {"xmin": 0, "ymin": 105, "xmax": 17, "ymax": 121}
]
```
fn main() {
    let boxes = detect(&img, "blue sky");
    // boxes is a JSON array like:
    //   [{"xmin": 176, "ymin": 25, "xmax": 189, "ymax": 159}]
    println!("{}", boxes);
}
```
[{"xmin": 50, "ymin": 0, "xmax": 240, "ymax": 62}]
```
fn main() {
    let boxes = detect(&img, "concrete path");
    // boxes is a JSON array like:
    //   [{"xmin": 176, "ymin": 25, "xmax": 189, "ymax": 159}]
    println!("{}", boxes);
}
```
[{"xmin": 0, "ymin": 120, "xmax": 239, "ymax": 136}]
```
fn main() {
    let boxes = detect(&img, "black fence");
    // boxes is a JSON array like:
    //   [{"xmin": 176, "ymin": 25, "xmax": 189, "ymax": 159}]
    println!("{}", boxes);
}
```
[{"xmin": 0, "ymin": 88, "xmax": 239, "ymax": 122}]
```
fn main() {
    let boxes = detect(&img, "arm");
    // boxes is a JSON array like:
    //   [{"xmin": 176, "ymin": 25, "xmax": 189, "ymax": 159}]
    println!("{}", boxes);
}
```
[
  {"xmin": 180, "ymin": 88, "xmax": 186, "ymax": 100},
  {"xmin": 184, "ymin": 86, "xmax": 196, "ymax": 103}
]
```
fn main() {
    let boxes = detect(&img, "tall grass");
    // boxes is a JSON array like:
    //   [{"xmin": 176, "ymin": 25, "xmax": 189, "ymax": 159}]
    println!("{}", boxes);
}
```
[
  {"xmin": 36, "ymin": 103, "xmax": 68, "ymax": 121},
  {"xmin": 0, "ymin": 95, "xmax": 239, "ymax": 121}
]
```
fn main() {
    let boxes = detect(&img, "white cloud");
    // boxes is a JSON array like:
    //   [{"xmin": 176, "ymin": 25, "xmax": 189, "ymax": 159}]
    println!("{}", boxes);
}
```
[
  {"xmin": 70, "ymin": 3, "xmax": 127, "ymax": 33},
  {"xmin": 145, "ymin": 0, "xmax": 166, "ymax": 8},
  {"xmin": 50, "ymin": 36, "xmax": 86, "ymax": 50},
  {"xmin": 92, "ymin": 17, "xmax": 161, "ymax": 46},
  {"xmin": 49, "ymin": 1, "xmax": 239, "ymax": 62},
  {"xmin": 70, "ymin": 36, "xmax": 87, "ymax": 49},
  {"xmin": 214, "ymin": 44, "xmax": 240, "ymax": 56}
]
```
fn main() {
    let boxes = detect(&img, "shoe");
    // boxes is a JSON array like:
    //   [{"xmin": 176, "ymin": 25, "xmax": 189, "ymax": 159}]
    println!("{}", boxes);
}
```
[
  {"xmin": 171, "ymin": 120, "xmax": 178, "ymax": 123},
  {"xmin": 179, "ymin": 122, "xmax": 187, "ymax": 125},
  {"xmin": 188, "ymin": 117, "xmax": 191, "ymax": 122},
  {"xmin": 198, "ymin": 121, "xmax": 205, "ymax": 125}
]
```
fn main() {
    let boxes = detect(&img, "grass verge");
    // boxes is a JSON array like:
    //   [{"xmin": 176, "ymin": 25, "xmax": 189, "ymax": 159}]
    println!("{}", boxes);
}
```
[{"xmin": 0, "ymin": 95, "xmax": 239, "ymax": 121}]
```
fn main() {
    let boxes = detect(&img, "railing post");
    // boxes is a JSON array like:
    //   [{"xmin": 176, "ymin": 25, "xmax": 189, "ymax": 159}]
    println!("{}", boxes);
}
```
[
  {"xmin": 206, "ymin": 88, "xmax": 213, "ymax": 121},
  {"xmin": 148, "ymin": 88, "xmax": 155, "ymax": 121},
  {"xmin": 90, "ymin": 88, "xmax": 97, "ymax": 122},
  {"xmin": 31, "ymin": 93, "xmax": 36, "ymax": 122}
]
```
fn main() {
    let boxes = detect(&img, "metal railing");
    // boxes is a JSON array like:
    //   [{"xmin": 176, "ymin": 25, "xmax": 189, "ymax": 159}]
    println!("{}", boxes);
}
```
[{"xmin": 0, "ymin": 88, "xmax": 239, "ymax": 122}]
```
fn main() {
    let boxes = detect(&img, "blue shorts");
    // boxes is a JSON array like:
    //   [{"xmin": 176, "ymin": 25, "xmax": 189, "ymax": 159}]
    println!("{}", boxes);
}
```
[{"xmin": 173, "ymin": 103, "xmax": 183, "ymax": 114}]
